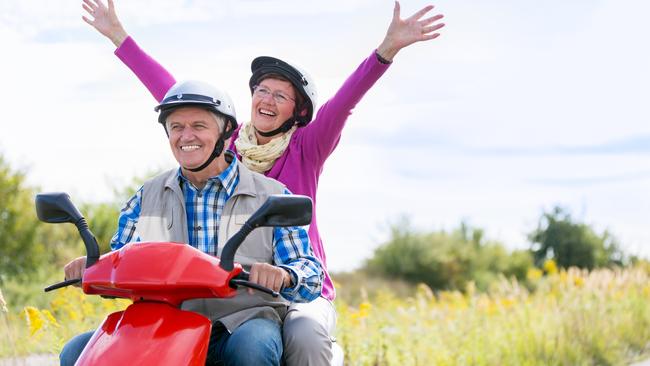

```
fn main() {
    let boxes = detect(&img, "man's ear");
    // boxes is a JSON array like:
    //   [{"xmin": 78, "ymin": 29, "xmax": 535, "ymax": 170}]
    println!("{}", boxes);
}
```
[{"xmin": 299, "ymin": 108, "xmax": 308, "ymax": 117}]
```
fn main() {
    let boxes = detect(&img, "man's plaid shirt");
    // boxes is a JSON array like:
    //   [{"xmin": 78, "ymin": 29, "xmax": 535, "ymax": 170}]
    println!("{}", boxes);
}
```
[{"xmin": 109, "ymin": 152, "xmax": 322, "ymax": 302}]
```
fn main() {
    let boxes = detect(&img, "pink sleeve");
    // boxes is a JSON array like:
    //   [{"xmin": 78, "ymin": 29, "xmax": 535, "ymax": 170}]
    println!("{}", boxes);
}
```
[
  {"xmin": 115, "ymin": 36, "xmax": 177, "ymax": 103},
  {"xmin": 300, "ymin": 50, "xmax": 390, "ymax": 167}
]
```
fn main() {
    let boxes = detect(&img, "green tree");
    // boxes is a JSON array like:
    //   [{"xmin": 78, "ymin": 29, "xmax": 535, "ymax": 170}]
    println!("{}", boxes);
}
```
[
  {"xmin": 0, "ymin": 156, "xmax": 44, "ymax": 282},
  {"xmin": 365, "ymin": 218, "xmax": 533, "ymax": 291},
  {"xmin": 529, "ymin": 206, "xmax": 623, "ymax": 270}
]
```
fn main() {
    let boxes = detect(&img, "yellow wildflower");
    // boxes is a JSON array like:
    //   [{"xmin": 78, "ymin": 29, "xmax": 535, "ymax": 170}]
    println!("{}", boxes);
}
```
[
  {"xmin": 42, "ymin": 309, "xmax": 60, "ymax": 328},
  {"xmin": 68, "ymin": 308, "xmax": 80, "ymax": 321},
  {"xmin": 24, "ymin": 306, "xmax": 44, "ymax": 336},
  {"xmin": 573, "ymin": 276, "xmax": 585, "ymax": 288},
  {"xmin": 527, "ymin": 268, "xmax": 543, "ymax": 282},
  {"xmin": 350, "ymin": 311, "xmax": 361, "ymax": 326},
  {"xmin": 500, "ymin": 298, "xmax": 515, "ymax": 309},
  {"xmin": 543, "ymin": 259, "xmax": 558, "ymax": 275},
  {"xmin": 359, "ymin": 301, "xmax": 372, "ymax": 318}
]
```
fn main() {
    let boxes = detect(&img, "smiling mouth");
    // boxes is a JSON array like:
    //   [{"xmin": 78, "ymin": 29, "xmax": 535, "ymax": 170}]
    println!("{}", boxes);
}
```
[
  {"xmin": 180, "ymin": 145, "xmax": 201, "ymax": 151},
  {"xmin": 258, "ymin": 108, "xmax": 276, "ymax": 117}
]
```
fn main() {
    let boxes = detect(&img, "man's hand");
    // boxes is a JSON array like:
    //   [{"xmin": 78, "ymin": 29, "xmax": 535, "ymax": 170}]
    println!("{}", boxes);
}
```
[
  {"xmin": 64, "ymin": 256, "xmax": 87, "ymax": 287},
  {"xmin": 248, "ymin": 263, "xmax": 292, "ymax": 294},
  {"xmin": 82, "ymin": 0, "xmax": 128, "ymax": 47}
]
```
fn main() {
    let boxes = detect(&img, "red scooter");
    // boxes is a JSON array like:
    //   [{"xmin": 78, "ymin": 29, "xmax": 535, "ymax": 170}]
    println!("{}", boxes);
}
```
[{"xmin": 37, "ymin": 192, "xmax": 312, "ymax": 366}]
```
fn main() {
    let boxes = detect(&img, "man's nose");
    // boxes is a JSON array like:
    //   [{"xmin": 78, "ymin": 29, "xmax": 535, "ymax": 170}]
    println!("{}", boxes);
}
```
[{"xmin": 179, "ymin": 127, "xmax": 195, "ymax": 140}]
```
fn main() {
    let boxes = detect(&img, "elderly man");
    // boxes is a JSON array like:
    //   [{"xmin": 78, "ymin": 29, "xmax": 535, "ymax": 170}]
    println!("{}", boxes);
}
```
[{"xmin": 60, "ymin": 80, "xmax": 323, "ymax": 366}]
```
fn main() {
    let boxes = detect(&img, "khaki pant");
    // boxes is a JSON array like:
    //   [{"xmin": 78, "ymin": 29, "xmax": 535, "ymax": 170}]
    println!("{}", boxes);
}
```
[{"xmin": 283, "ymin": 297, "xmax": 338, "ymax": 366}]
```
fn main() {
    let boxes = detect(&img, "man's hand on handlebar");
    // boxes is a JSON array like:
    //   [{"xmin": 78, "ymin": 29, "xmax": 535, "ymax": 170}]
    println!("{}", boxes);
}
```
[
  {"xmin": 64, "ymin": 256, "xmax": 87, "ymax": 287},
  {"xmin": 248, "ymin": 263, "xmax": 292, "ymax": 295}
]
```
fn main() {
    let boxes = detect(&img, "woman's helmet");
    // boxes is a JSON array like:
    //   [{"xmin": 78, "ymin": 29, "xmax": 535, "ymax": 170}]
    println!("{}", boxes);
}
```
[
  {"xmin": 154, "ymin": 80, "xmax": 238, "ymax": 172},
  {"xmin": 249, "ymin": 56, "xmax": 317, "ymax": 126}
]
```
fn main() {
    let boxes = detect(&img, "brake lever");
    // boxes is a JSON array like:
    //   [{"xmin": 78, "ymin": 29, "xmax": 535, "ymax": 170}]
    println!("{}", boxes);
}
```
[
  {"xmin": 230, "ymin": 271, "xmax": 279, "ymax": 298},
  {"xmin": 44, "ymin": 278, "xmax": 81, "ymax": 292},
  {"xmin": 230, "ymin": 279, "xmax": 279, "ymax": 297}
]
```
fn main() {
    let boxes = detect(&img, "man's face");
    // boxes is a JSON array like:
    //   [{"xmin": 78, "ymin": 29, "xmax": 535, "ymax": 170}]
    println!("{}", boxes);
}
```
[
  {"xmin": 250, "ymin": 78, "xmax": 297, "ymax": 133},
  {"xmin": 166, "ymin": 107, "xmax": 222, "ymax": 170}
]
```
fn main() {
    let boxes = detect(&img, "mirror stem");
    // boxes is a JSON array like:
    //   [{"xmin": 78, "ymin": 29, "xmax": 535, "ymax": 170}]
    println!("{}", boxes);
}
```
[
  {"xmin": 76, "ymin": 218, "xmax": 100, "ymax": 268},
  {"xmin": 220, "ymin": 222, "xmax": 255, "ymax": 271}
]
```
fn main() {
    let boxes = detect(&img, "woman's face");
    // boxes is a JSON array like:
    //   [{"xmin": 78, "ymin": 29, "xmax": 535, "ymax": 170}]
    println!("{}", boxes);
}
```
[{"xmin": 250, "ymin": 77, "xmax": 297, "ymax": 134}]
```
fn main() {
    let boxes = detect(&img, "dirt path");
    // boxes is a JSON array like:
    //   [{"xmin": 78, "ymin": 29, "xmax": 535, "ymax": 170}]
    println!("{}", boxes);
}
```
[
  {"xmin": 0, "ymin": 355, "xmax": 57, "ymax": 366},
  {"xmin": 631, "ymin": 359, "xmax": 650, "ymax": 366}
]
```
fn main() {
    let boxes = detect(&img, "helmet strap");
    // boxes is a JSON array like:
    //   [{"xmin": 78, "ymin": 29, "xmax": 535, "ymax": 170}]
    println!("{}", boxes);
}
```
[
  {"xmin": 255, "ymin": 107, "xmax": 301, "ymax": 138},
  {"xmin": 186, "ymin": 138, "xmax": 225, "ymax": 173}
]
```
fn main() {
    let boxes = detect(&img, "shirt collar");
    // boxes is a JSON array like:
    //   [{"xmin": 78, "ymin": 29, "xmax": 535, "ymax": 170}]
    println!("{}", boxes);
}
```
[{"xmin": 176, "ymin": 150, "xmax": 239, "ymax": 196}]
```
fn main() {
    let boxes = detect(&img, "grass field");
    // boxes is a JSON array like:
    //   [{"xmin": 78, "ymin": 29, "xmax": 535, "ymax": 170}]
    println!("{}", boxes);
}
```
[{"xmin": 2, "ymin": 265, "xmax": 650, "ymax": 365}]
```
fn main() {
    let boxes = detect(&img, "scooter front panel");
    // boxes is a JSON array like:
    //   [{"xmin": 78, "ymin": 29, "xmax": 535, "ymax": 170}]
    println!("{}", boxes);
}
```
[{"xmin": 76, "ymin": 302, "xmax": 211, "ymax": 366}]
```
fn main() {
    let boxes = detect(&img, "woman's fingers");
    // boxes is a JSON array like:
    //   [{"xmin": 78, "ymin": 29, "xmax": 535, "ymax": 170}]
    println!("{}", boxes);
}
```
[{"xmin": 406, "ymin": 5, "xmax": 434, "ymax": 22}]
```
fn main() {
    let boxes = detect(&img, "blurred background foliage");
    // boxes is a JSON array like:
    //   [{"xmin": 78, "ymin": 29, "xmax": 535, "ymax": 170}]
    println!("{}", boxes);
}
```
[
  {"xmin": 2, "ymin": 152, "xmax": 650, "ymax": 364},
  {"xmin": 0, "ymin": 152, "xmax": 644, "ymax": 305}
]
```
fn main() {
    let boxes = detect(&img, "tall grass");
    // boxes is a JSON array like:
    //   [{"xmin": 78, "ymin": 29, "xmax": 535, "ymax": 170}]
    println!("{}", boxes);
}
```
[
  {"xmin": 336, "ymin": 266, "xmax": 650, "ymax": 365},
  {"xmin": 0, "ymin": 286, "xmax": 129, "ymax": 357},
  {"xmin": 1, "ymin": 265, "xmax": 650, "ymax": 365}
]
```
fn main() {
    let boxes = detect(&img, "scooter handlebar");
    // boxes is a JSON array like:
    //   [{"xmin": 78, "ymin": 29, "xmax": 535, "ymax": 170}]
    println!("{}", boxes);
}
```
[
  {"xmin": 44, "ymin": 278, "xmax": 81, "ymax": 292},
  {"xmin": 229, "ymin": 271, "xmax": 279, "ymax": 298}
]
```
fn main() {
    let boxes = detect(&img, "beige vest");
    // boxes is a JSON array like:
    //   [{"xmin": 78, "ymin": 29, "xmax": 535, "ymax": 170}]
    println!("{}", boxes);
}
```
[{"xmin": 137, "ymin": 160, "xmax": 289, "ymax": 331}]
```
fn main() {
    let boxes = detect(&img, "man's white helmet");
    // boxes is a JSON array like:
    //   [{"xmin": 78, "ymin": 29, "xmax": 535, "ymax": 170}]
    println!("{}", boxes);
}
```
[{"xmin": 155, "ymin": 80, "xmax": 237, "ymax": 135}]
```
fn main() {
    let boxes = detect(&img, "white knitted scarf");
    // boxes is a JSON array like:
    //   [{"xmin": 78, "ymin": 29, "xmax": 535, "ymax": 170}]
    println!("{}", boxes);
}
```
[{"xmin": 234, "ymin": 121, "xmax": 297, "ymax": 173}]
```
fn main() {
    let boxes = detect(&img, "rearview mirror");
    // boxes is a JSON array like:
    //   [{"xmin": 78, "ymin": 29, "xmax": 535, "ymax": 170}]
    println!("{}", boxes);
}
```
[
  {"xmin": 220, "ymin": 195, "xmax": 312, "ymax": 271},
  {"xmin": 35, "ymin": 192, "xmax": 83, "ymax": 224},
  {"xmin": 35, "ymin": 192, "xmax": 100, "ymax": 269},
  {"xmin": 247, "ymin": 195, "xmax": 312, "ymax": 228}
]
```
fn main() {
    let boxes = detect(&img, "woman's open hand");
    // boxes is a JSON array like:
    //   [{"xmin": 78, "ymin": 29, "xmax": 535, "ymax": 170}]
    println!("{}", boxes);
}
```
[
  {"xmin": 377, "ymin": 1, "xmax": 445, "ymax": 62},
  {"xmin": 82, "ymin": 0, "xmax": 128, "ymax": 47}
]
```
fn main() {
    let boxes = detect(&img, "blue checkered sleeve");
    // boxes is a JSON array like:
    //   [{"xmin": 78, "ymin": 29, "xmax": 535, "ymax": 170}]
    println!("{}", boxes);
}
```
[
  {"xmin": 274, "ymin": 191, "xmax": 323, "ymax": 302},
  {"xmin": 110, "ymin": 187, "xmax": 143, "ymax": 251}
]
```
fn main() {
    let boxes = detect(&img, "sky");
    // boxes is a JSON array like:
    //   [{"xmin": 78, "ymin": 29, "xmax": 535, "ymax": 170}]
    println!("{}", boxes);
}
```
[{"xmin": 1, "ymin": 0, "xmax": 649, "ymax": 271}]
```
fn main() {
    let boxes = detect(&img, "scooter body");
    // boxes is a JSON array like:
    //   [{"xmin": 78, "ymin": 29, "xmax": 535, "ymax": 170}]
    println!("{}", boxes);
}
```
[
  {"xmin": 36, "ymin": 192, "xmax": 313, "ymax": 366},
  {"xmin": 75, "ymin": 242, "xmax": 241, "ymax": 366},
  {"xmin": 78, "ymin": 302, "xmax": 210, "ymax": 365}
]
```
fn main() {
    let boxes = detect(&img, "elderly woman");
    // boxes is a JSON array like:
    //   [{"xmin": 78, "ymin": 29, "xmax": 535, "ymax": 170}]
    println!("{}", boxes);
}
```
[{"xmin": 82, "ymin": 1, "xmax": 444, "ymax": 364}]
